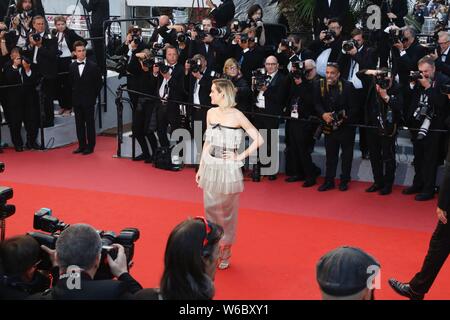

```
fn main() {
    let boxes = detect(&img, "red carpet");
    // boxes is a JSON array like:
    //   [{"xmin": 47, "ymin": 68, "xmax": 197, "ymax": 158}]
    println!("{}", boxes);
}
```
[{"xmin": 1, "ymin": 137, "xmax": 449, "ymax": 299}]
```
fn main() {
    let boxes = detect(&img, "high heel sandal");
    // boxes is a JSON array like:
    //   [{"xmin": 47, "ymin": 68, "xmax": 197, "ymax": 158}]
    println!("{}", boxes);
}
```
[{"xmin": 218, "ymin": 245, "xmax": 232, "ymax": 270}]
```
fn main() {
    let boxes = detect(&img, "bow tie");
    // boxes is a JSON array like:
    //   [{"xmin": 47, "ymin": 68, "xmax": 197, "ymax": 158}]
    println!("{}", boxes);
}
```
[{"xmin": 77, "ymin": 62, "xmax": 85, "ymax": 65}]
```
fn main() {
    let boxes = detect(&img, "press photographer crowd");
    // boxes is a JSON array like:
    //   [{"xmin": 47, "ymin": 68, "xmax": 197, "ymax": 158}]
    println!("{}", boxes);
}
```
[{"xmin": 0, "ymin": 0, "xmax": 450, "ymax": 301}]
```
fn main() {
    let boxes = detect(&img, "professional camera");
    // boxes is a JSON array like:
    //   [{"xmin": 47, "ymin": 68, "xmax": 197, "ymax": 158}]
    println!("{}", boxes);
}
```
[
  {"xmin": 342, "ymin": 39, "xmax": 357, "ymax": 52},
  {"xmin": 0, "ymin": 186, "xmax": 15, "ymax": 221},
  {"xmin": 188, "ymin": 59, "xmax": 202, "ymax": 73},
  {"xmin": 422, "ymin": 42, "xmax": 439, "ymax": 54},
  {"xmin": 322, "ymin": 30, "xmax": 336, "ymax": 41},
  {"xmin": 314, "ymin": 110, "xmax": 347, "ymax": 140},
  {"xmin": 114, "ymin": 55, "xmax": 129, "ymax": 78},
  {"xmin": 32, "ymin": 33, "xmax": 41, "ymax": 42},
  {"xmin": 177, "ymin": 32, "xmax": 187, "ymax": 43},
  {"xmin": 194, "ymin": 24, "xmax": 208, "ymax": 40},
  {"xmin": 375, "ymin": 70, "xmax": 391, "ymax": 89},
  {"xmin": 441, "ymin": 83, "xmax": 450, "ymax": 94},
  {"xmin": 209, "ymin": 27, "xmax": 228, "ymax": 38},
  {"xmin": 28, "ymin": 208, "xmax": 140, "ymax": 279},
  {"xmin": 158, "ymin": 62, "xmax": 172, "ymax": 74},
  {"xmin": 413, "ymin": 101, "xmax": 432, "ymax": 121},
  {"xmin": 409, "ymin": 71, "xmax": 423, "ymax": 82},
  {"xmin": 252, "ymin": 68, "xmax": 271, "ymax": 91},
  {"xmin": 291, "ymin": 61, "xmax": 308, "ymax": 80},
  {"xmin": 389, "ymin": 28, "xmax": 406, "ymax": 44},
  {"xmin": 153, "ymin": 42, "xmax": 165, "ymax": 50},
  {"xmin": 231, "ymin": 20, "xmax": 240, "ymax": 33},
  {"xmin": 280, "ymin": 39, "xmax": 295, "ymax": 50},
  {"xmin": 130, "ymin": 26, "xmax": 141, "ymax": 45}
]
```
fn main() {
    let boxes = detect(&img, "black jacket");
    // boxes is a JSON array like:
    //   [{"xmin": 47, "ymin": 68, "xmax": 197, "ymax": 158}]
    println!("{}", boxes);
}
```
[
  {"xmin": 69, "ymin": 59, "xmax": 102, "ymax": 107},
  {"xmin": 81, "ymin": 0, "xmax": 110, "ymax": 29},
  {"xmin": 54, "ymin": 28, "xmax": 87, "ymax": 54},
  {"xmin": 231, "ymin": 75, "xmax": 252, "ymax": 112},
  {"xmin": 25, "ymin": 32, "xmax": 58, "ymax": 79},
  {"xmin": 337, "ymin": 45, "xmax": 378, "ymax": 81},
  {"xmin": 372, "ymin": 0, "xmax": 408, "ymax": 28},
  {"xmin": 209, "ymin": 0, "xmax": 235, "ymax": 28},
  {"xmin": 435, "ymin": 48, "xmax": 450, "ymax": 78},
  {"xmin": 309, "ymin": 35, "xmax": 345, "ymax": 64},
  {"xmin": 393, "ymin": 40, "xmax": 427, "ymax": 86},
  {"xmin": 154, "ymin": 63, "xmax": 186, "ymax": 116},
  {"xmin": 2, "ymin": 64, "xmax": 38, "ymax": 107},
  {"xmin": 149, "ymin": 26, "xmax": 177, "ymax": 48},
  {"xmin": 277, "ymin": 49, "xmax": 314, "ymax": 75},
  {"xmin": 190, "ymin": 39, "xmax": 227, "ymax": 73},
  {"xmin": 314, "ymin": 0, "xmax": 349, "ymax": 32},
  {"xmin": 287, "ymin": 75, "xmax": 319, "ymax": 121},
  {"xmin": 253, "ymin": 71, "xmax": 288, "ymax": 116},
  {"xmin": 439, "ymin": 145, "xmax": 450, "ymax": 211},
  {"xmin": 29, "ymin": 271, "xmax": 142, "ymax": 300},
  {"xmin": 232, "ymin": 45, "xmax": 265, "ymax": 86}
]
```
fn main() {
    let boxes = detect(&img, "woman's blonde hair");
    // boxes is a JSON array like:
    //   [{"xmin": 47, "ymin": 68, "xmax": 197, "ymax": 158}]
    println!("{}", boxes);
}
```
[
  {"xmin": 223, "ymin": 58, "xmax": 240, "ymax": 75},
  {"xmin": 212, "ymin": 79, "xmax": 237, "ymax": 109}
]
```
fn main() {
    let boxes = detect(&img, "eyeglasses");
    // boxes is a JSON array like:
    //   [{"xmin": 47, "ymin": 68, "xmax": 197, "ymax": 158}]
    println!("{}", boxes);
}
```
[
  {"xmin": 227, "ymin": 66, "xmax": 238, "ymax": 71},
  {"xmin": 265, "ymin": 63, "xmax": 278, "ymax": 66},
  {"xmin": 195, "ymin": 216, "xmax": 212, "ymax": 247}
]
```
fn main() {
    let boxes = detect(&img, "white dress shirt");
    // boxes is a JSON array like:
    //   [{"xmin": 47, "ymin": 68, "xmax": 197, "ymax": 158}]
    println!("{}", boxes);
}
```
[
  {"xmin": 77, "ymin": 59, "xmax": 87, "ymax": 77},
  {"xmin": 33, "ymin": 32, "xmax": 46, "ymax": 64}
]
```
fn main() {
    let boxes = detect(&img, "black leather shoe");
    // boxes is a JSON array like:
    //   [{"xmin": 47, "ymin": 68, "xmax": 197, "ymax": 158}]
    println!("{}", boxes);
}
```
[
  {"xmin": 0, "ymin": 148, "xmax": 3, "ymax": 154},
  {"xmin": 415, "ymin": 193, "xmax": 434, "ymax": 201},
  {"xmin": 339, "ymin": 181, "xmax": 349, "ymax": 192},
  {"xmin": 82, "ymin": 149, "xmax": 94, "ymax": 155},
  {"xmin": 366, "ymin": 184, "xmax": 383, "ymax": 193},
  {"xmin": 402, "ymin": 185, "xmax": 422, "ymax": 195},
  {"xmin": 379, "ymin": 186, "xmax": 392, "ymax": 196},
  {"xmin": 27, "ymin": 142, "xmax": 41, "ymax": 150},
  {"xmin": 72, "ymin": 148, "xmax": 84, "ymax": 154},
  {"xmin": 268, "ymin": 174, "xmax": 277, "ymax": 181},
  {"xmin": 388, "ymin": 279, "xmax": 424, "ymax": 300},
  {"xmin": 133, "ymin": 153, "xmax": 149, "ymax": 161},
  {"xmin": 144, "ymin": 156, "xmax": 154, "ymax": 164},
  {"xmin": 285, "ymin": 176, "xmax": 301, "ymax": 183},
  {"xmin": 361, "ymin": 151, "xmax": 370, "ymax": 160},
  {"xmin": 15, "ymin": 146, "xmax": 24, "ymax": 152},
  {"xmin": 303, "ymin": 179, "xmax": 316, "ymax": 188},
  {"xmin": 318, "ymin": 181, "xmax": 335, "ymax": 192},
  {"xmin": 252, "ymin": 165, "xmax": 261, "ymax": 182}
]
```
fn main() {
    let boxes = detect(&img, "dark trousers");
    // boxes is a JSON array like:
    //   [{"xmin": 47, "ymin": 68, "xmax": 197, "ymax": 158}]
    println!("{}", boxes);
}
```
[
  {"xmin": 133, "ymin": 97, "xmax": 158, "ymax": 157},
  {"xmin": 410, "ymin": 221, "xmax": 450, "ymax": 294},
  {"xmin": 412, "ymin": 131, "xmax": 442, "ymax": 194},
  {"xmin": 74, "ymin": 104, "xmax": 96, "ymax": 150},
  {"xmin": 367, "ymin": 128, "xmax": 397, "ymax": 187},
  {"xmin": 287, "ymin": 120, "xmax": 319, "ymax": 180},
  {"xmin": 8, "ymin": 98, "xmax": 39, "ymax": 148},
  {"xmin": 41, "ymin": 78, "xmax": 56, "ymax": 126},
  {"xmin": 156, "ymin": 102, "xmax": 181, "ymax": 147},
  {"xmin": 91, "ymin": 27, "xmax": 105, "ymax": 72},
  {"xmin": 253, "ymin": 113, "xmax": 279, "ymax": 173},
  {"xmin": 324, "ymin": 126, "xmax": 356, "ymax": 182},
  {"xmin": 56, "ymin": 57, "xmax": 73, "ymax": 109}
]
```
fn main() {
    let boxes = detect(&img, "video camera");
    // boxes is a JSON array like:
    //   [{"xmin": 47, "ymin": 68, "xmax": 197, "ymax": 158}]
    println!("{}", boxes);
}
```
[
  {"xmin": 252, "ymin": 68, "xmax": 271, "ymax": 91},
  {"xmin": 27, "ymin": 208, "xmax": 140, "ymax": 280}
]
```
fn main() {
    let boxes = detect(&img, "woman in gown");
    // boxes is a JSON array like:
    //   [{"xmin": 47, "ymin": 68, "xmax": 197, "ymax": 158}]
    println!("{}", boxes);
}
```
[{"xmin": 196, "ymin": 79, "xmax": 264, "ymax": 269}]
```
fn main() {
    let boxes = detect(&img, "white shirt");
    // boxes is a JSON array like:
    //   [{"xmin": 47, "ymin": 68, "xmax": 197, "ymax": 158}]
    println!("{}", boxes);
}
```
[
  {"xmin": 441, "ymin": 46, "xmax": 450, "ymax": 63},
  {"xmin": 316, "ymin": 48, "xmax": 332, "ymax": 77},
  {"xmin": 328, "ymin": 0, "xmax": 332, "ymax": 7},
  {"xmin": 255, "ymin": 71, "xmax": 277, "ymax": 109},
  {"xmin": 159, "ymin": 77, "xmax": 170, "ymax": 99},
  {"xmin": 57, "ymin": 32, "xmax": 72, "ymax": 58},
  {"xmin": 77, "ymin": 59, "xmax": 86, "ymax": 77},
  {"xmin": 193, "ymin": 77, "xmax": 201, "ymax": 105},
  {"xmin": 33, "ymin": 32, "xmax": 45, "ymax": 64},
  {"xmin": 348, "ymin": 46, "xmax": 363, "ymax": 89}
]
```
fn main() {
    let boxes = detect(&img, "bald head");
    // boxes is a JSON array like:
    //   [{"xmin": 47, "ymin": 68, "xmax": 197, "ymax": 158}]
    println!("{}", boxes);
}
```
[
  {"xmin": 265, "ymin": 55, "xmax": 279, "ymax": 75},
  {"xmin": 304, "ymin": 59, "xmax": 317, "ymax": 80},
  {"xmin": 159, "ymin": 15, "xmax": 170, "ymax": 27}
]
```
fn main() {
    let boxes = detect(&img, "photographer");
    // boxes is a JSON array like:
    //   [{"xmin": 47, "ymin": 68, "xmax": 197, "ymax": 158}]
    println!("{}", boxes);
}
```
[
  {"xmin": 429, "ymin": 30, "xmax": 450, "ymax": 77},
  {"xmin": 149, "ymin": 15, "xmax": 177, "ymax": 53},
  {"xmin": 310, "ymin": 18, "xmax": 345, "ymax": 78},
  {"xmin": 314, "ymin": 62, "xmax": 356, "ymax": 192},
  {"xmin": 115, "ymin": 25, "xmax": 148, "ymax": 111},
  {"xmin": 184, "ymin": 54, "xmax": 213, "ymax": 136},
  {"xmin": 403, "ymin": 56, "xmax": 450, "ymax": 201},
  {"xmin": 246, "ymin": 4, "xmax": 266, "ymax": 47},
  {"xmin": 276, "ymin": 34, "xmax": 314, "ymax": 75},
  {"xmin": 231, "ymin": 27, "xmax": 265, "ymax": 86},
  {"xmin": 3, "ymin": 54, "xmax": 39, "ymax": 151},
  {"xmin": 223, "ymin": 58, "xmax": 252, "ymax": 112},
  {"xmin": 9, "ymin": 0, "xmax": 36, "ymax": 49},
  {"xmin": 30, "ymin": 224, "xmax": 142, "ymax": 300},
  {"xmin": 27, "ymin": 15, "xmax": 58, "ymax": 127},
  {"xmin": 206, "ymin": 0, "xmax": 235, "ymax": 29},
  {"xmin": 53, "ymin": 15, "xmax": 86, "ymax": 116},
  {"xmin": 131, "ymin": 50, "xmax": 159, "ymax": 163},
  {"xmin": 285, "ymin": 59, "xmax": 321, "ymax": 187},
  {"xmin": 357, "ymin": 69, "xmax": 403, "ymax": 195},
  {"xmin": 251, "ymin": 55, "xmax": 288, "ymax": 181},
  {"xmin": 153, "ymin": 45, "xmax": 186, "ymax": 148},
  {"xmin": 313, "ymin": 0, "xmax": 349, "ymax": 37},
  {"xmin": 189, "ymin": 18, "xmax": 228, "ymax": 73},
  {"xmin": 0, "ymin": 235, "xmax": 51, "ymax": 299},
  {"xmin": 338, "ymin": 28, "xmax": 377, "ymax": 160}
]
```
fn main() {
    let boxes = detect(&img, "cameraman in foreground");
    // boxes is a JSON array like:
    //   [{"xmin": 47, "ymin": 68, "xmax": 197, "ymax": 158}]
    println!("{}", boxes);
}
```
[
  {"xmin": 356, "ymin": 68, "xmax": 403, "ymax": 195},
  {"xmin": 0, "ymin": 235, "xmax": 51, "ymax": 299},
  {"xmin": 29, "ymin": 224, "xmax": 142, "ymax": 300}
]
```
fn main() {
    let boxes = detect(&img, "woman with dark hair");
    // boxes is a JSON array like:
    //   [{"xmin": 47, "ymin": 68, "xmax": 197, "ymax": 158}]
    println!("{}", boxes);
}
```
[
  {"xmin": 135, "ymin": 217, "xmax": 223, "ymax": 300},
  {"xmin": 246, "ymin": 4, "xmax": 266, "ymax": 46}
]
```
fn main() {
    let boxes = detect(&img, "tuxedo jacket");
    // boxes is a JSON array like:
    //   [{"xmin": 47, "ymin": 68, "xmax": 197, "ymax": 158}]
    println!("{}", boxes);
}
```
[
  {"xmin": 314, "ymin": 0, "xmax": 349, "ymax": 31},
  {"xmin": 253, "ymin": 71, "xmax": 288, "ymax": 116},
  {"xmin": 69, "ymin": 59, "xmax": 102, "ymax": 107}
]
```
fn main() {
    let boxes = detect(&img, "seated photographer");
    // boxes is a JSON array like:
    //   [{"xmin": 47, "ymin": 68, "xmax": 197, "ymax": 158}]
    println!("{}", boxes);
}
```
[
  {"xmin": 115, "ymin": 25, "xmax": 148, "ymax": 110},
  {"xmin": 314, "ymin": 62, "xmax": 357, "ymax": 192},
  {"xmin": 189, "ymin": 18, "xmax": 228, "ymax": 73},
  {"xmin": 230, "ymin": 27, "xmax": 265, "ymax": 86},
  {"xmin": 309, "ymin": 18, "xmax": 345, "ymax": 78},
  {"xmin": 251, "ymin": 55, "xmax": 288, "ymax": 182},
  {"xmin": 53, "ymin": 15, "xmax": 86, "ymax": 117},
  {"xmin": 338, "ymin": 28, "xmax": 377, "ymax": 160},
  {"xmin": 403, "ymin": 56, "xmax": 450, "ymax": 201},
  {"xmin": 135, "ymin": 217, "xmax": 223, "ymax": 300},
  {"xmin": 285, "ymin": 59, "xmax": 321, "ymax": 187},
  {"xmin": 429, "ymin": 30, "xmax": 450, "ymax": 77},
  {"xmin": 0, "ymin": 235, "xmax": 51, "ymax": 299},
  {"xmin": 356, "ymin": 69, "xmax": 403, "ymax": 195},
  {"xmin": 131, "ymin": 49, "xmax": 159, "ymax": 163},
  {"xmin": 276, "ymin": 34, "xmax": 314, "ymax": 75},
  {"xmin": 223, "ymin": 58, "xmax": 252, "ymax": 112},
  {"xmin": 245, "ymin": 4, "xmax": 266, "ymax": 47},
  {"xmin": 30, "ymin": 224, "xmax": 142, "ymax": 300},
  {"xmin": 205, "ymin": 0, "xmax": 235, "ymax": 28},
  {"xmin": 149, "ymin": 15, "xmax": 177, "ymax": 53},
  {"xmin": 184, "ymin": 54, "xmax": 213, "ymax": 137},
  {"xmin": 3, "ymin": 54, "xmax": 39, "ymax": 151}
]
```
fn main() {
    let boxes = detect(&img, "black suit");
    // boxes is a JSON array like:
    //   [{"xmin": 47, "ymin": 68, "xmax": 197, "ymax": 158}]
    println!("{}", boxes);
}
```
[
  {"xmin": 190, "ymin": 39, "xmax": 227, "ymax": 73},
  {"xmin": 276, "ymin": 49, "xmax": 314, "ymax": 75},
  {"xmin": 69, "ymin": 59, "xmax": 102, "ymax": 151},
  {"xmin": 435, "ymin": 48, "xmax": 450, "ymax": 78},
  {"xmin": 232, "ymin": 45, "xmax": 265, "ymax": 86},
  {"xmin": 313, "ymin": 0, "xmax": 349, "ymax": 35},
  {"xmin": 209, "ymin": 0, "xmax": 235, "ymax": 28},
  {"xmin": 231, "ymin": 75, "xmax": 252, "ymax": 112},
  {"xmin": 185, "ymin": 71, "xmax": 213, "ymax": 136},
  {"xmin": 149, "ymin": 26, "xmax": 177, "ymax": 48},
  {"xmin": 29, "ymin": 271, "xmax": 142, "ymax": 300}
]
